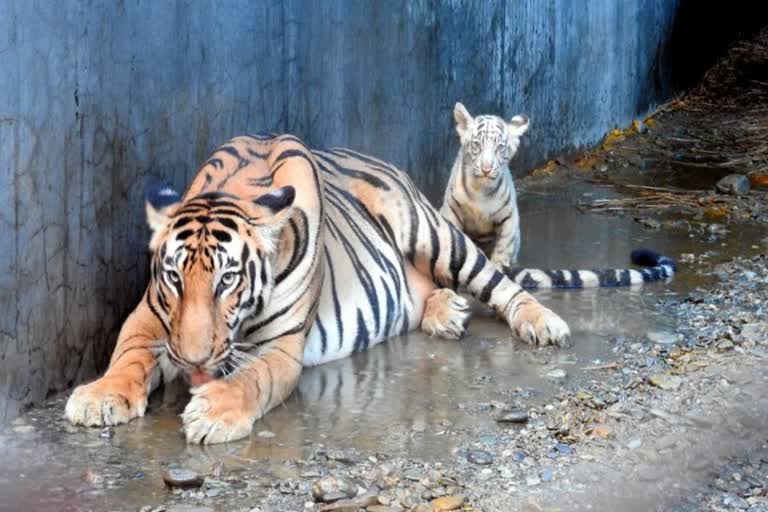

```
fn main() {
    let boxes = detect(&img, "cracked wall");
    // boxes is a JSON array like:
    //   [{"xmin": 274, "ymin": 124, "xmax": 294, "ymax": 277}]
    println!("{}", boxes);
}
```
[{"xmin": 0, "ymin": 0, "xmax": 691, "ymax": 423}]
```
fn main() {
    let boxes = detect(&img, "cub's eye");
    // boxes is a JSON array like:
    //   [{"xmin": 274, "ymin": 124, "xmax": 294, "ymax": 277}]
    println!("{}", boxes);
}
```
[
  {"xmin": 166, "ymin": 270, "xmax": 181, "ymax": 284},
  {"xmin": 220, "ymin": 272, "xmax": 238, "ymax": 287},
  {"xmin": 470, "ymin": 140, "xmax": 480, "ymax": 153},
  {"xmin": 497, "ymin": 143, "xmax": 506, "ymax": 152}
]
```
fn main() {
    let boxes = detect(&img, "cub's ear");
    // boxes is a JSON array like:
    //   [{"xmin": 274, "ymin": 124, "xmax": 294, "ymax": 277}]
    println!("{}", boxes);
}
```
[
  {"xmin": 453, "ymin": 102, "xmax": 473, "ymax": 142},
  {"xmin": 507, "ymin": 114, "xmax": 530, "ymax": 138},
  {"xmin": 249, "ymin": 186, "xmax": 296, "ymax": 251},
  {"xmin": 145, "ymin": 182, "xmax": 181, "ymax": 249}
]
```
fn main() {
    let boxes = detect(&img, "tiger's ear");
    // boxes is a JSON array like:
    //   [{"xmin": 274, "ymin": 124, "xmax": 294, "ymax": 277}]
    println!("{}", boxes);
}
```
[
  {"xmin": 145, "ymin": 182, "xmax": 181, "ymax": 250},
  {"xmin": 248, "ymin": 186, "xmax": 296, "ymax": 252},
  {"xmin": 454, "ymin": 102, "xmax": 473, "ymax": 142},
  {"xmin": 507, "ymin": 114, "xmax": 530, "ymax": 138}
]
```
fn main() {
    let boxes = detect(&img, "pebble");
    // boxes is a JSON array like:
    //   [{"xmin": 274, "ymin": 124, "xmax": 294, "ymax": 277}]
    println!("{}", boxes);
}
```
[
  {"xmin": 431, "ymin": 495, "xmax": 465, "ymax": 511},
  {"xmin": 545, "ymin": 368, "xmax": 567, "ymax": 380},
  {"xmin": 496, "ymin": 408, "xmax": 529, "ymax": 424},
  {"xmin": 646, "ymin": 330, "xmax": 678, "ymax": 345},
  {"xmin": 311, "ymin": 477, "xmax": 357, "ymax": 503},
  {"xmin": 717, "ymin": 339, "xmax": 735, "ymax": 351},
  {"xmin": 627, "ymin": 439, "xmax": 642, "ymax": 450},
  {"xmin": 716, "ymin": 174, "xmax": 751, "ymax": 195},
  {"xmin": 465, "ymin": 449, "xmax": 494, "ymax": 465},
  {"xmin": 540, "ymin": 468, "xmax": 554, "ymax": 482},
  {"xmin": 741, "ymin": 322, "xmax": 768, "ymax": 343},
  {"xmin": 163, "ymin": 469, "xmax": 204, "ymax": 489},
  {"xmin": 649, "ymin": 373, "xmax": 683, "ymax": 390},
  {"xmin": 257, "ymin": 430, "xmax": 276, "ymax": 438}
]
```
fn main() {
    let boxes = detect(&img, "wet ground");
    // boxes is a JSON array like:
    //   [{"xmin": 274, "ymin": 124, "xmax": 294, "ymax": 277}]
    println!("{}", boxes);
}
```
[{"xmin": 2, "ymin": 173, "xmax": 767, "ymax": 511}]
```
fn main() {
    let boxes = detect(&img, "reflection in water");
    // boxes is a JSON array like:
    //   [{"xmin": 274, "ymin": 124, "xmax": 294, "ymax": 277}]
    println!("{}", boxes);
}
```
[{"xmin": 0, "ymin": 180, "xmax": 764, "ymax": 511}]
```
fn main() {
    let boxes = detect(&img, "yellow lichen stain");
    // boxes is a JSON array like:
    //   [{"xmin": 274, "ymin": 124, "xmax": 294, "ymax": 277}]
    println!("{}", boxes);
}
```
[{"xmin": 531, "ymin": 159, "xmax": 559, "ymax": 176}]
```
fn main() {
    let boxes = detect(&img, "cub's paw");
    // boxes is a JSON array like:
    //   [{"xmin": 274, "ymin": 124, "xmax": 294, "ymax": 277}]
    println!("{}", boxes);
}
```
[
  {"xmin": 507, "ymin": 299, "xmax": 570, "ymax": 347},
  {"xmin": 421, "ymin": 288, "xmax": 471, "ymax": 340},
  {"xmin": 181, "ymin": 379, "xmax": 256, "ymax": 444},
  {"xmin": 65, "ymin": 376, "xmax": 147, "ymax": 426}
]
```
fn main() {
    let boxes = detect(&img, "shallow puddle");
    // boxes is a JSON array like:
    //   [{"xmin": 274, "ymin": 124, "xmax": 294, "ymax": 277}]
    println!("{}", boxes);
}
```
[{"xmin": 0, "ymin": 179, "xmax": 764, "ymax": 511}]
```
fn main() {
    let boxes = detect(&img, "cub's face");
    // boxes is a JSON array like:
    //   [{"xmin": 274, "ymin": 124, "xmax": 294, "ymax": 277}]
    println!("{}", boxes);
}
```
[
  {"xmin": 453, "ymin": 102, "xmax": 530, "ymax": 180},
  {"xmin": 144, "ymin": 185, "xmax": 295, "ymax": 385}
]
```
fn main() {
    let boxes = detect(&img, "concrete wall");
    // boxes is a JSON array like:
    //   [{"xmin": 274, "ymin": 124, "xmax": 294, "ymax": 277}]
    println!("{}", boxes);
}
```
[{"xmin": 0, "ymin": 0, "xmax": 713, "ymax": 423}]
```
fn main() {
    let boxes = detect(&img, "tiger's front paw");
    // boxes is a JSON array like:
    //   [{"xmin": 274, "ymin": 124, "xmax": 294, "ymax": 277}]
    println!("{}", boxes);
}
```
[
  {"xmin": 181, "ymin": 379, "xmax": 257, "ymax": 444},
  {"xmin": 65, "ymin": 375, "xmax": 147, "ymax": 427},
  {"xmin": 507, "ymin": 299, "xmax": 570, "ymax": 347}
]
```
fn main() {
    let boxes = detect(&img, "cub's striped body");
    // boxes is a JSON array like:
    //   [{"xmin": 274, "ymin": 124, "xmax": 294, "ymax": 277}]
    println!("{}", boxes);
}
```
[
  {"xmin": 66, "ymin": 134, "xmax": 570, "ymax": 444},
  {"xmin": 440, "ymin": 103, "xmax": 676, "ymax": 288},
  {"xmin": 440, "ymin": 102, "xmax": 527, "ymax": 266}
]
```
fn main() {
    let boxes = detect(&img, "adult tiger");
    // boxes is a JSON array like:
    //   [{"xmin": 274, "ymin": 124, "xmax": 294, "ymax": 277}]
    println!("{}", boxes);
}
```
[{"xmin": 65, "ymin": 134, "xmax": 570, "ymax": 444}]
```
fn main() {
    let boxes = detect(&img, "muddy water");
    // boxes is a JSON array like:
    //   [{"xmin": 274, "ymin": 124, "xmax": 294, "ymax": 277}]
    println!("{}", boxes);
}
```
[{"xmin": 0, "ymin": 179, "xmax": 764, "ymax": 512}]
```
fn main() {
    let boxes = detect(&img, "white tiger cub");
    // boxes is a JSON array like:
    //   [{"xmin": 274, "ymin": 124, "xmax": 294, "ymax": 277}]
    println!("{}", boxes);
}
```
[{"xmin": 439, "ymin": 102, "xmax": 528, "ymax": 266}]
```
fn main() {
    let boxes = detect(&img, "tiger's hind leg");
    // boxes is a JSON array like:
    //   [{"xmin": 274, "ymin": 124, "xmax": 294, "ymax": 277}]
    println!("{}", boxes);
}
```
[{"xmin": 421, "ymin": 288, "xmax": 471, "ymax": 340}]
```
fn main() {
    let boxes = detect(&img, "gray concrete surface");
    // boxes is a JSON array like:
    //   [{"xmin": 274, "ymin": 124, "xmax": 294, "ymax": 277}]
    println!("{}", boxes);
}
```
[{"xmin": 0, "ymin": 0, "xmax": 716, "ymax": 423}]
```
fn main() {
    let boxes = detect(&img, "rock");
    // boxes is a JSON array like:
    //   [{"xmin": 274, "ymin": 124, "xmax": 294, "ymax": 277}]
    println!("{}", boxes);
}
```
[
  {"xmin": 318, "ymin": 492, "xmax": 378, "ymax": 511},
  {"xmin": 311, "ymin": 477, "xmax": 357, "ymax": 503},
  {"xmin": 717, "ymin": 339, "xmax": 735, "ymax": 351},
  {"xmin": 646, "ymin": 330, "xmax": 678, "ymax": 345},
  {"xmin": 327, "ymin": 449, "xmax": 357, "ymax": 464},
  {"xmin": 723, "ymin": 494, "xmax": 750, "ymax": 509},
  {"xmin": 163, "ymin": 469, "xmax": 204, "ymax": 489},
  {"xmin": 367, "ymin": 507, "xmax": 398, "ymax": 512},
  {"xmin": 256, "ymin": 430, "xmax": 276, "ymax": 438},
  {"xmin": 12, "ymin": 424, "xmax": 35, "ymax": 434},
  {"xmin": 627, "ymin": 439, "xmax": 642, "ymax": 450},
  {"xmin": 540, "ymin": 468, "xmax": 554, "ymax": 482},
  {"xmin": 741, "ymin": 322, "xmax": 768, "ymax": 343},
  {"xmin": 716, "ymin": 174, "xmax": 750, "ymax": 195},
  {"xmin": 477, "ymin": 468, "xmax": 494, "ymax": 481},
  {"xmin": 545, "ymin": 369, "xmax": 567, "ymax": 380},
  {"xmin": 636, "ymin": 217, "xmax": 661, "ymax": 230},
  {"xmin": 83, "ymin": 470, "xmax": 104, "ymax": 486},
  {"xmin": 431, "ymin": 494, "xmax": 465, "ymax": 511},
  {"xmin": 496, "ymin": 408, "xmax": 529, "ymax": 424},
  {"xmin": 555, "ymin": 443, "xmax": 572, "ymax": 455},
  {"xmin": 465, "ymin": 449, "xmax": 494, "ymax": 465},
  {"xmin": 411, "ymin": 505, "xmax": 433, "ymax": 512},
  {"xmin": 649, "ymin": 373, "xmax": 683, "ymax": 391}
]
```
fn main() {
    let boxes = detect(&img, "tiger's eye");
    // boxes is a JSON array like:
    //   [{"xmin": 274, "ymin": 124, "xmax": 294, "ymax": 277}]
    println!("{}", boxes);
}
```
[
  {"xmin": 166, "ymin": 270, "xmax": 181, "ymax": 284},
  {"xmin": 221, "ymin": 272, "xmax": 237, "ymax": 286}
]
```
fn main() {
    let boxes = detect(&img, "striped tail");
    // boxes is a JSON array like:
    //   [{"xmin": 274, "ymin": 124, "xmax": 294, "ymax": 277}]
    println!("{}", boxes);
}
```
[{"xmin": 502, "ymin": 249, "xmax": 676, "ymax": 290}]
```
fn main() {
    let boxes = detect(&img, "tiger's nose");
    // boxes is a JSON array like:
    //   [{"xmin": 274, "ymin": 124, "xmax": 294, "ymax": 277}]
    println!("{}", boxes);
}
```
[{"xmin": 481, "ymin": 163, "xmax": 493, "ymax": 174}]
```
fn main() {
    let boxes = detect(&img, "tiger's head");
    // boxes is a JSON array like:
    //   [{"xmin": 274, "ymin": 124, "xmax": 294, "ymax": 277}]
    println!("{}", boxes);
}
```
[
  {"xmin": 144, "ymin": 183, "xmax": 295, "ymax": 385},
  {"xmin": 453, "ymin": 102, "xmax": 530, "ymax": 180}
]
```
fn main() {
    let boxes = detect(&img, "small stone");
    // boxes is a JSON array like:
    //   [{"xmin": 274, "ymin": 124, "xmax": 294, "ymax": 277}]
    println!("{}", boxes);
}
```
[
  {"xmin": 163, "ymin": 469, "xmax": 204, "ymax": 489},
  {"xmin": 496, "ymin": 408, "xmax": 529, "ymax": 424},
  {"xmin": 526, "ymin": 476, "xmax": 541, "ymax": 486},
  {"xmin": 99, "ymin": 427, "xmax": 114, "ymax": 439},
  {"xmin": 716, "ymin": 174, "xmax": 751, "ymax": 195},
  {"xmin": 649, "ymin": 373, "xmax": 683, "ymax": 391},
  {"xmin": 12, "ymin": 425, "xmax": 35, "ymax": 434},
  {"xmin": 555, "ymin": 443, "xmax": 572, "ymax": 455},
  {"xmin": 411, "ymin": 506, "xmax": 432, "ymax": 512},
  {"xmin": 256, "ymin": 430, "xmax": 276, "ymax": 438},
  {"xmin": 367, "ymin": 507, "xmax": 397, "ymax": 512},
  {"xmin": 477, "ymin": 468, "xmax": 494, "ymax": 481},
  {"xmin": 83, "ymin": 470, "xmax": 104, "ymax": 486},
  {"xmin": 741, "ymin": 322, "xmax": 768, "ymax": 343},
  {"xmin": 627, "ymin": 439, "xmax": 642, "ymax": 450},
  {"xmin": 546, "ymin": 369, "xmax": 567, "ymax": 380},
  {"xmin": 646, "ymin": 330, "xmax": 678, "ymax": 345},
  {"xmin": 431, "ymin": 494, "xmax": 465, "ymax": 511},
  {"xmin": 327, "ymin": 449, "xmax": 357, "ymax": 464},
  {"xmin": 717, "ymin": 339, "xmax": 735, "ymax": 351},
  {"xmin": 311, "ymin": 477, "xmax": 357, "ymax": 503},
  {"xmin": 513, "ymin": 451, "xmax": 526, "ymax": 462},
  {"xmin": 466, "ymin": 449, "xmax": 494, "ymax": 465},
  {"xmin": 540, "ymin": 468, "xmax": 554, "ymax": 482}
]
